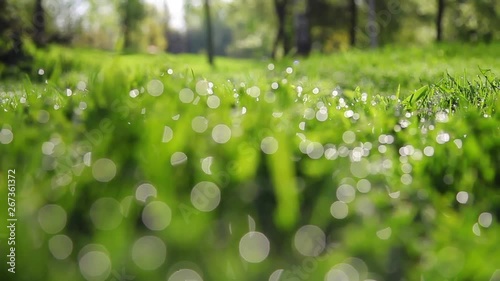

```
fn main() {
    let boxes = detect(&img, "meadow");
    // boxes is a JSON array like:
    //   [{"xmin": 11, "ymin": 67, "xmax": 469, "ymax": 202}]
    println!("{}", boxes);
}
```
[{"xmin": 0, "ymin": 43, "xmax": 499, "ymax": 281}]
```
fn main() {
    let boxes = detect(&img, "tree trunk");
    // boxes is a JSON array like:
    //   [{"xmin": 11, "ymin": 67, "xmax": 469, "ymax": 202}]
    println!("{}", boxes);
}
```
[
  {"xmin": 295, "ymin": 0, "xmax": 311, "ymax": 56},
  {"xmin": 368, "ymin": 0, "xmax": 378, "ymax": 48},
  {"xmin": 204, "ymin": 0, "xmax": 214, "ymax": 66},
  {"xmin": 436, "ymin": 0, "xmax": 445, "ymax": 42},
  {"xmin": 123, "ymin": 25, "xmax": 132, "ymax": 50},
  {"xmin": 33, "ymin": 0, "xmax": 46, "ymax": 47},
  {"xmin": 0, "ymin": 0, "xmax": 26, "ymax": 65},
  {"xmin": 349, "ymin": 0, "xmax": 357, "ymax": 47},
  {"xmin": 272, "ymin": 0, "xmax": 288, "ymax": 59}
]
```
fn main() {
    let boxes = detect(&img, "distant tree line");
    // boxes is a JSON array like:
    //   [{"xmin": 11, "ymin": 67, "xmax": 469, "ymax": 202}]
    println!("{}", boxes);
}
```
[
  {"xmin": 170, "ymin": 0, "xmax": 500, "ymax": 62},
  {"xmin": 1, "ymin": 0, "xmax": 499, "ymax": 68}
]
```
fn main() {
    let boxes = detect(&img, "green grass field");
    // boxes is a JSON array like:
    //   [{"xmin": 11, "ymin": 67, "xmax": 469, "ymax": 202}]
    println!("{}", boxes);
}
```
[{"xmin": 1, "ymin": 43, "xmax": 500, "ymax": 281}]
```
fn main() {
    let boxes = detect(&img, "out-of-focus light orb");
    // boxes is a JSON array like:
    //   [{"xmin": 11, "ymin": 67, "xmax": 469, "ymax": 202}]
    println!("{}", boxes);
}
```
[
  {"xmin": 307, "ymin": 142, "xmax": 324, "ymax": 159},
  {"xmin": 330, "ymin": 201, "xmax": 349, "ymax": 219},
  {"xmin": 171, "ymin": 152, "xmax": 188, "ymax": 166},
  {"xmin": 142, "ymin": 201, "xmax": 172, "ymax": 231},
  {"xmin": 456, "ymin": 191, "xmax": 468, "ymax": 204},
  {"xmin": 79, "ymin": 250, "xmax": 111, "ymax": 281},
  {"xmin": 129, "ymin": 89, "xmax": 139, "ymax": 98},
  {"xmin": 207, "ymin": 95, "xmax": 220, "ymax": 109},
  {"xmin": 325, "ymin": 263, "xmax": 360, "ymax": 281},
  {"xmin": 196, "ymin": 80, "xmax": 209, "ymax": 96},
  {"xmin": 49, "ymin": 234, "xmax": 73, "ymax": 260},
  {"xmin": 191, "ymin": 181, "xmax": 221, "ymax": 212},
  {"xmin": 0, "ymin": 128, "xmax": 14, "ymax": 144},
  {"xmin": 269, "ymin": 269, "xmax": 284, "ymax": 281},
  {"xmin": 325, "ymin": 268, "xmax": 349, "ymax": 281},
  {"xmin": 192, "ymin": 116, "xmax": 209, "ymax": 133},
  {"xmin": 478, "ymin": 212, "xmax": 493, "ymax": 228},
  {"xmin": 247, "ymin": 86, "xmax": 261, "ymax": 98},
  {"xmin": 92, "ymin": 158, "xmax": 117, "ymax": 182},
  {"xmin": 376, "ymin": 227, "xmax": 391, "ymax": 240},
  {"xmin": 212, "ymin": 124, "xmax": 232, "ymax": 144},
  {"xmin": 261, "ymin": 137, "xmax": 279, "ymax": 155},
  {"xmin": 162, "ymin": 126, "xmax": 174, "ymax": 143},
  {"xmin": 38, "ymin": 204, "xmax": 67, "ymax": 234},
  {"xmin": 342, "ymin": 131, "xmax": 356, "ymax": 144},
  {"xmin": 135, "ymin": 183, "xmax": 157, "ymax": 203},
  {"xmin": 179, "ymin": 88, "xmax": 194, "ymax": 103},
  {"xmin": 132, "ymin": 236, "xmax": 167, "ymax": 270},
  {"xmin": 147, "ymin": 79, "xmax": 164, "ymax": 96},
  {"xmin": 337, "ymin": 184, "xmax": 356, "ymax": 203},
  {"xmin": 356, "ymin": 179, "xmax": 371, "ymax": 193},
  {"xmin": 294, "ymin": 225, "xmax": 326, "ymax": 256},
  {"xmin": 423, "ymin": 146, "xmax": 434, "ymax": 156},
  {"xmin": 239, "ymin": 231, "xmax": 270, "ymax": 263},
  {"xmin": 436, "ymin": 247, "xmax": 464, "ymax": 278},
  {"xmin": 473, "ymin": 223, "xmax": 481, "ymax": 236},
  {"xmin": 168, "ymin": 269, "xmax": 203, "ymax": 281},
  {"xmin": 350, "ymin": 159, "xmax": 370, "ymax": 178},
  {"xmin": 490, "ymin": 270, "xmax": 500, "ymax": 281},
  {"xmin": 90, "ymin": 197, "xmax": 123, "ymax": 230}
]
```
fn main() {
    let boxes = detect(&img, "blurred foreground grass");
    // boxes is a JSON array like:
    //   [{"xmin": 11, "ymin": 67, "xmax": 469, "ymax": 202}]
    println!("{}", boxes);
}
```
[{"xmin": 0, "ymin": 44, "xmax": 499, "ymax": 281}]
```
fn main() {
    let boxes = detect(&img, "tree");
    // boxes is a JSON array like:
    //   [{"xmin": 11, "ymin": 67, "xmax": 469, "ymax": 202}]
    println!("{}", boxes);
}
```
[
  {"xmin": 0, "ymin": 0, "xmax": 29, "ymax": 68},
  {"xmin": 43, "ymin": 0, "xmax": 87, "ymax": 45},
  {"xmin": 204, "ymin": 0, "xmax": 214, "ymax": 65},
  {"xmin": 436, "ymin": 0, "xmax": 445, "ymax": 42},
  {"xmin": 140, "ymin": 4, "xmax": 168, "ymax": 53},
  {"xmin": 349, "ymin": 0, "xmax": 357, "ymax": 47},
  {"xmin": 272, "ymin": 0, "xmax": 291, "ymax": 59},
  {"xmin": 295, "ymin": 0, "xmax": 312, "ymax": 56},
  {"xmin": 223, "ymin": 0, "xmax": 275, "ymax": 57},
  {"xmin": 367, "ymin": 0, "xmax": 378, "ymax": 48},
  {"xmin": 33, "ymin": 0, "xmax": 46, "ymax": 46},
  {"xmin": 119, "ymin": 0, "xmax": 146, "ymax": 51}
]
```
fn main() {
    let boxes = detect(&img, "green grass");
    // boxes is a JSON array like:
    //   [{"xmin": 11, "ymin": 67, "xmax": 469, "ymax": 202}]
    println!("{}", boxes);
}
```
[{"xmin": 0, "ymin": 43, "xmax": 499, "ymax": 281}]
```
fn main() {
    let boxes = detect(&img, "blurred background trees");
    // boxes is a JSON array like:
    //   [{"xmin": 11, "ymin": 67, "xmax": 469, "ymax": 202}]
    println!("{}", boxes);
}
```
[
  {"xmin": 119, "ymin": 0, "xmax": 146, "ymax": 51},
  {"xmin": 0, "ymin": 0, "xmax": 499, "ymax": 63}
]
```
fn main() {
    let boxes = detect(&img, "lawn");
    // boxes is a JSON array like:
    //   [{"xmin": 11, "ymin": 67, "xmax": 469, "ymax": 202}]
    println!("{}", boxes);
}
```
[{"xmin": 0, "ymin": 43, "xmax": 499, "ymax": 281}]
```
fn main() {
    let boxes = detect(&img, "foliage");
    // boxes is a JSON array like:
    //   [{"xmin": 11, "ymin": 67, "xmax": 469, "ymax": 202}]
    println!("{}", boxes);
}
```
[
  {"xmin": 3, "ymin": 0, "xmax": 500, "ymax": 60},
  {"xmin": 0, "ymin": 43, "xmax": 500, "ymax": 281},
  {"xmin": 224, "ymin": 0, "xmax": 276, "ymax": 57},
  {"xmin": 118, "ymin": 0, "xmax": 146, "ymax": 51},
  {"xmin": 136, "ymin": 5, "xmax": 168, "ymax": 53}
]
